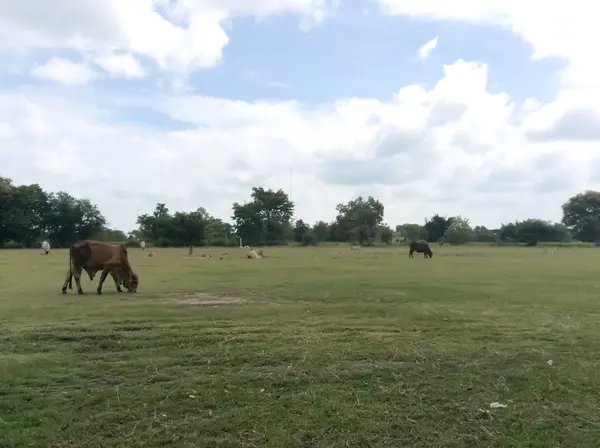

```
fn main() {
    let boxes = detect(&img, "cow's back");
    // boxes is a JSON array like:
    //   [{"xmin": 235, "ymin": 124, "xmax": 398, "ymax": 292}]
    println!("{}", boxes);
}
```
[
  {"xmin": 410, "ymin": 241, "xmax": 429, "ymax": 251},
  {"xmin": 71, "ymin": 240, "xmax": 122, "ymax": 269}
]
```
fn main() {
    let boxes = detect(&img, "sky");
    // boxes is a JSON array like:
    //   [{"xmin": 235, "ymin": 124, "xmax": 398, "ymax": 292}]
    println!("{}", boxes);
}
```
[{"xmin": 1, "ymin": 1, "xmax": 599, "ymax": 232}]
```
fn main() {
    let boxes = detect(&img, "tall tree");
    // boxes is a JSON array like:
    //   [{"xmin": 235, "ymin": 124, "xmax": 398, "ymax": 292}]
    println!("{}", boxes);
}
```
[
  {"xmin": 0, "ymin": 177, "xmax": 12, "ymax": 244},
  {"xmin": 378, "ymin": 225, "xmax": 394, "ymax": 244},
  {"xmin": 312, "ymin": 220, "xmax": 330, "ymax": 242},
  {"xmin": 562, "ymin": 190, "xmax": 600, "ymax": 242},
  {"xmin": 499, "ymin": 219, "xmax": 571, "ymax": 244},
  {"xmin": 424, "ymin": 214, "xmax": 454, "ymax": 242},
  {"xmin": 137, "ymin": 204, "xmax": 209, "ymax": 247},
  {"xmin": 41, "ymin": 192, "xmax": 106, "ymax": 247},
  {"xmin": 205, "ymin": 218, "xmax": 236, "ymax": 246},
  {"xmin": 293, "ymin": 219, "xmax": 310, "ymax": 242},
  {"xmin": 232, "ymin": 187, "xmax": 294, "ymax": 246},
  {"xmin": 334, "ymin": 196, "xmax": 384, "ymax": 245},
  {"xmin": 396, "ymin": 223, "xmax": 427, "ymax": 242},
  {"xmin": 443, "ymin": 216, "xmax": 475, "ymax": 245},
  {"xmin": 474, "ymin": 226, "xmax": 498, "ymax": 243},
  {"xmin": 499, "ymin": 222, "xmax": 518, "ymax": 242}
]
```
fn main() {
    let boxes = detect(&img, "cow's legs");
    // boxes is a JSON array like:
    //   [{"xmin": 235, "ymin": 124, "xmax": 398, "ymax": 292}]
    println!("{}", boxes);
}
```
[
  {"xmin": 97, "ymin": 266, "xmax": 113, "ymax": 294},
  {"xmin": 409, "ymin": 250, "xmax": 414, "ymax": 258},
  {"xmin": 72, "ymin": 266, "xmax": 84, "ymax": 294},
  {"xmin": 61, "ymin": 267, "xmax": 72, "ymax": 294},
  {"xmin": 110, "ymin": 271, "xmax": 123, "ymax": 292}
]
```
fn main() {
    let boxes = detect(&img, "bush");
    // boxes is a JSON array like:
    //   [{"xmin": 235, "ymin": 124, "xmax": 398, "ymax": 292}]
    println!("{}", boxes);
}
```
[
  {"xmin": 301, "ymin": 233, "xmax": 318, "ymax": 247},
  {"xmin": 123, "ymin": 239, "xmax": 141, "ymax": 248},
  {"xmin": 3, "ymin": 240, "xmax": 25, "ymax": 249}
]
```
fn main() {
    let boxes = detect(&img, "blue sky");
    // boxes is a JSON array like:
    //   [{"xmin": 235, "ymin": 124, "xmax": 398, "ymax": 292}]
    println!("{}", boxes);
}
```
[
  {"xmin": 200, "ymin": 5, "xmax": 564, "ymax": 105},
  {"xmin": 0, "ymin": 1, "xmax": 597, "ymax": 231}
]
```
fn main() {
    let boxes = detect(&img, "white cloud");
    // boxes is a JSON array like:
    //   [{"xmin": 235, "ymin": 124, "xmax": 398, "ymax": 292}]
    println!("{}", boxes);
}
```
[
  {"xmin": 2, "ymin": 58, "xmax": 596, "ymax": 231},
  {"xmin": 418, "ymin": 36, "xmax": 438, "ymax": 60},
  {"xmin": 0, "ymin": 0, "xmax": 336, "ymax": 79},
  {"xmin": 373, "ymin": 0, "xmax": 600, "ymax": 88},
  {"xmin": 3, "ymin": 1, "xmax": 600, "ymax": 231},
  {"xmin": 93, "ymin": 53, "xmax": 146, "ymax": 78},
  {"xmin": 31, "ymin": 57, "xmax": 95, "ymax": 85}
]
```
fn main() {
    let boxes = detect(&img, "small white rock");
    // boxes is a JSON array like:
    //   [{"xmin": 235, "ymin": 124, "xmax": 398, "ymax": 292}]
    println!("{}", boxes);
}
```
[
  {"xmin": 490, "ymin": 402, "xmax": 507, "ymax": 409},
  {"xmin": 547, "ymin": 360, "xmax": 553, "ymax": 366}
]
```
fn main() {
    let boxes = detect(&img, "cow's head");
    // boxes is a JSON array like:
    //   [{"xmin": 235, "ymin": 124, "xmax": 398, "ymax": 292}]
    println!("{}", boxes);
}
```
[
  {"xmin": 127, "ymin": 272, "xmax": 139, "ymax": 293},
  {"xmin": 427, "ymin": 249, "xmax": 434, "ymax": 258},
  {"xmin": 119, "ymin": 271, "xmax": 139, "ymax": 293}
]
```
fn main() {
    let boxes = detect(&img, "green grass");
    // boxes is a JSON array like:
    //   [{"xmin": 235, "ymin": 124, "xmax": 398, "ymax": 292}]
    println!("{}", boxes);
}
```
[{"xmin": 2, "ymin": 245, "xmax": 600, "ymax": 447}]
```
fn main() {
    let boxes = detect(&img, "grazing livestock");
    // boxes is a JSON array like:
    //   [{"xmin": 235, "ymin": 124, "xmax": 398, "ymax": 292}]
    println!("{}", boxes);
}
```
[
  {"xmin": 543, "ymin": 247, "xmax": 560, "ymax": 257},
  {"xmin": 247, "ymin": 249, "xmax": 265, "ymax": 259},
  {"xmin": 41, "ymin": 240, "xmax": 50, "ymax": 255},
  {"xmin": 140, "ymin": 241, "xmax": 146, "ymax": 251},
  {"xmin": 409, "ymin": 241, "xmax": 433, "ymax": 259},
  {"xmin": 61, "ymin": 240, "xmax": 139, "ymax": 295}
]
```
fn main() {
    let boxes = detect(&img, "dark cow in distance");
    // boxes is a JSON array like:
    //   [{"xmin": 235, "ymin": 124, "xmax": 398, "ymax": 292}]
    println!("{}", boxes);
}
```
[
  {"xmin": 61, "ymin": 240, "xmax": 139, "ymax": 295},
  {"xmin": 409, "ymin": 241, "xmax": 433, "ymax": 259}
]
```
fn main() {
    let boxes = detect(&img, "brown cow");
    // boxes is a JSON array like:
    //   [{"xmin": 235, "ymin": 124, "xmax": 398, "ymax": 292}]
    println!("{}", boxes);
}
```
[{"xmin": 61, "ymin": 240, "xmax": 139, "ymax": 295}]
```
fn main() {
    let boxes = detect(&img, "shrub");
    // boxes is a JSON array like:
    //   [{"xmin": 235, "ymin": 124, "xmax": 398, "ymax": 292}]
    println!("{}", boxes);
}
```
[
  {"xmin": 3, "ymin": 240, "xmax": 24, "ymax": 249},
  {"xmin": 123, "ymin": 239, "xmax": 141, "ymax": 248},
  {"xmin": 301, "ymin": 233, "xmax": 318, "ymax": 247}
]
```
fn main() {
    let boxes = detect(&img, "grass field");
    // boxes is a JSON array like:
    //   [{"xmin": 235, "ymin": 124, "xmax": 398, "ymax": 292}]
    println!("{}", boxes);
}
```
[{"xmin": 2, "ymin": 245, "xmax": 600, "ymax": 447}]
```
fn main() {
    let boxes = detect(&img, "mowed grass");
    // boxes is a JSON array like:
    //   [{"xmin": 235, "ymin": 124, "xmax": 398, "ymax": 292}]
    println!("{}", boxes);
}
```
[{"xmin": 2, "ymin": 245, "xmax": 600, "ymax": 447}]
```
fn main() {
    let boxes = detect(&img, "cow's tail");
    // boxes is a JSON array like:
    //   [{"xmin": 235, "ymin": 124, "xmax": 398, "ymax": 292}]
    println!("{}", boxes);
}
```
[{"xmin": 68, "ymin": 246, "xmax": 73, "ymax": 290}]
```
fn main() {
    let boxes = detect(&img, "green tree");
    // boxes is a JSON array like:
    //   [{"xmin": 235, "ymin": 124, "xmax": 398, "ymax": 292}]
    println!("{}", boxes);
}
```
[
  {"xmin": 7, "ymin": 182, "xmax": 50, "ymax": 246},
  {"xmin": 396, "ymin": 223, "xmax": 426, "ymax": 242},
  {"xmin": 499, "ymin": 222, "xmax": 518, "ymax": 242},
  {"xmin": 42, "ymin": 192, "xmax": 106, "ymax": 247},
  {"xmin": 424, "ymin": 214, "xmax": 454, "ymax": 242},
  {"xmin": 378, "ymin": 225, "xmax": 394, "ymax": 244},
  {"xmin": 293, "ymin": 219, "xmax": 310, "ymax": 242},
  {"xmin": 474, "ymin": 226, "xmax": 498, "ymax": 243},
  {"xmin": 334, "ymin": 196, "xmax": 384, "ymax": 245},
  {"xmin": 312, "ymin": 220, "xmax": 330, "ymax": 242},
  {"xmin": 136, "ymin": 204, "xmax": 209, "ymax": 247},
  {"xmin": 232, "ymin": 187, "xmax": 294, "ymax": 246},
  {"xmin": 0, "ymin": 179, "xmax": 106, "ymax": 248},
  {"xmin": 95, "ymin": 228, "xmax": 128, "ymax": 242},
  {"xmin": 443, "ymin": 216, "xmax": 475, "ymax": 245},
  {"xmin": 499, "ymin": 219, "xmax": 571, "ymax": 244},
  {"xmin": 205, "ymin": 218, "xmax": 236, "ymax": 246},
  {"xmin": 562, "ymin": 190, "xmax": 600, "ymax": 242}
]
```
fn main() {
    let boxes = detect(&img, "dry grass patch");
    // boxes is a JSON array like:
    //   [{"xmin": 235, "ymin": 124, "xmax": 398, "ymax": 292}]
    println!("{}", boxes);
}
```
[{"xmin": 161, "ymin": 292, "xmax": 248, "ymax": 306}]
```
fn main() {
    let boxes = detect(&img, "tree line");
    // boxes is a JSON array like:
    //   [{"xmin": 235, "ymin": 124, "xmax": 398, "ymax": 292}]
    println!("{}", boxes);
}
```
[{"xmin": 2, "ymin": 176, "xmax": 600, "ymax": 248}]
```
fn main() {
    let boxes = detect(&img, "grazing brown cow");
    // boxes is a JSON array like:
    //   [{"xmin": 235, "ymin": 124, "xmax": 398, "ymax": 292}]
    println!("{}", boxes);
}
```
[
  {"xmin": 409, "ymin": 241, "xmax": 433, "ymax": 258},
  {"xmin": 61, "ymin": 240, "xmax": 139, "ymax": 295}
]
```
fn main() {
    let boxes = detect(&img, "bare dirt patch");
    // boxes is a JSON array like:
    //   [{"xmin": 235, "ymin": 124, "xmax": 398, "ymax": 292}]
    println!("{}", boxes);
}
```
[{"xmin": 162, "ymin": 292, "xmax": 248, "ymax": 306}]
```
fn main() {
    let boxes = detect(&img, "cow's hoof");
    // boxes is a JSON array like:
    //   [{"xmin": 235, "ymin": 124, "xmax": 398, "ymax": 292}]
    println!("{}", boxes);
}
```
[
  {"xmin": 97, "ymin": 290, "xmax": 102, "ymax": 295},
  {"xmin": 117, "ymin": 289, "xmax": 123, "ymax": 293},
  {"xmin": 61, "ymin": 290, "xmax": 67, "ymax": 294}
]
